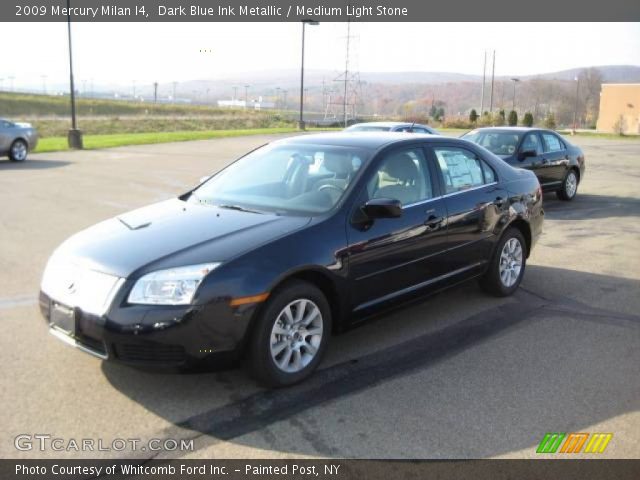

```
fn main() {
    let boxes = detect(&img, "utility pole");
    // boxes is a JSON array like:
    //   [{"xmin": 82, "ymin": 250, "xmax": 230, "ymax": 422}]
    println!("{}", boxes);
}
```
[
  {"xmin": 343, "ymin": 21, "xmax": 351, "ymax": 127},
  {"xmin": 132, "ymin": 80, "xmax": 136, "ymax": 99},
  {"xmin": 41, "ymin": 75, "xmax": 47, "ymax": 94},
  {"xmin": 232, "ymin": 86, "xmax": 238, "ymax": 101},
  {"xmin": 299, "ymin": 19, "xmax": 319, "ymax": 130},
  {"xmin": 480, "ymin": 50, "xmax": 486, "ymax": 115},
  {"xmin": 283, "ymin": 89, "xmax": 288, "ymax": 111},
  {"xmin": 153, "ymin": 82, "xmax": 158, "ymax": 103},
  {"xmin": 244, "ymin": 84, "xmax": 250, "ymax": 108},
  {"xmin": 489, "ymin": 50, "xmax": 495, "ymax": 114},
  {"xmin": 66, "ymin": 0, "xmax": 82, "ymax": 149},
  {"xmin": 572, "ymin": 76, "xmax": 580, "ymax": 134}
]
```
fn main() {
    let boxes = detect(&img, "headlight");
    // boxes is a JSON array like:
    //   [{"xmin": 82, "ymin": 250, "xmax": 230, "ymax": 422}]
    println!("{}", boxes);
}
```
[{"xmin": 128, "ymin": 263, "xmax": 221, "ymax": 305}]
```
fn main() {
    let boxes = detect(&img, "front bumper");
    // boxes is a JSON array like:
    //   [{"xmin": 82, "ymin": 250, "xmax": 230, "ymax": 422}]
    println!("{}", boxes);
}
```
[{"xmin": 39, "ymin": 290, "xmax": 256, "ymax": 367}]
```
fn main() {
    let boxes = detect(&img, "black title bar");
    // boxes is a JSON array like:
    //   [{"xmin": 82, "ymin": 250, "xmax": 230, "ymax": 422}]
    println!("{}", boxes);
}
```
[{"xmin": 4, "ymin": 0, "xmax": 640, "ymax": 22}]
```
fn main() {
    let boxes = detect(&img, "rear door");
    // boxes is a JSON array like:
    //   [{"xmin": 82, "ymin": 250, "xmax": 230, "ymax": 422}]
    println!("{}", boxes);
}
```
[
  {"xmin": 347, "ymin": 144, "xmax": 449, "ymax": 312},
  {"xmin": 430, "ymin": 143, "xmax": 508, "ymax": 272}
]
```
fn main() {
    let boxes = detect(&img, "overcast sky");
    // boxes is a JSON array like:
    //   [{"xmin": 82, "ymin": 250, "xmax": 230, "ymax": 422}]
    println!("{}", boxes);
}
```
[{"xmin": 1, "ymin": 22, "xmax": 639, "ymax": 89}]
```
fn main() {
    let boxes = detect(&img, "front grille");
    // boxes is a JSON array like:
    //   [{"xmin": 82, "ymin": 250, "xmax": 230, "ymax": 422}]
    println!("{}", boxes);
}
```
[{"xmin": 113, "ymin": 341, "xmax": 186, "ymax": 365}]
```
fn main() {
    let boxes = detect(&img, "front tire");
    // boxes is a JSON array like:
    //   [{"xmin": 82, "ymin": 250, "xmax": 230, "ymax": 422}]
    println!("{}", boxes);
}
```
[
  {"xmin": 480, "ymin": 228, "xmax": 526, "ymax": 297},
  {"xmin": 557, "ymin": 169, "xmax": 578, "ymax": 201},
  {"xmin": 9, "ymin": 139, "xmax": 28, "ymax": 162},
  {"xmin": 247, "ymin": 280, "xmax": 331, "ymax": 387}
]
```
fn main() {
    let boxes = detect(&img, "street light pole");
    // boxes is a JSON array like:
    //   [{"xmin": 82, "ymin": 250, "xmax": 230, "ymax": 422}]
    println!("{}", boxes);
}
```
[
  {"xmin": 299, "ymin": 19, "xmax": 319, "ymax": 130},
  {"xmin": 572, "ymin": 76, "xmax": 580, "ymax": 134},
  {"xmin": 66, "ymin": 0, "xmax": 82, "ymax": 149}
]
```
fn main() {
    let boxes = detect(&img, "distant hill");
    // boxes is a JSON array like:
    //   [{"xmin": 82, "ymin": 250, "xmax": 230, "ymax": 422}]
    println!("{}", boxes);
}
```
[
  {"xmin": 192, "ymin": 65, "xmax": 640, "ymax": 90},
  {"xmin": 521, "ymin": 65, "xmax": 640, "ymax": 83}
]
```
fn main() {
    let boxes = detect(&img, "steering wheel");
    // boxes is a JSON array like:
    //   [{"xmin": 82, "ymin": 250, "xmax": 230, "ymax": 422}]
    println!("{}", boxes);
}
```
[{"xmin": 318, "ymin": 184, "xmax": 344, "ymax": 195}]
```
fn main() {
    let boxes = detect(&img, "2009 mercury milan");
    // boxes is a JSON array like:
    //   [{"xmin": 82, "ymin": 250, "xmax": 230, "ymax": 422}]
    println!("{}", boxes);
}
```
[{"xmin": 40, "ymin": 133, "xmax": 543, "ymax": 386}]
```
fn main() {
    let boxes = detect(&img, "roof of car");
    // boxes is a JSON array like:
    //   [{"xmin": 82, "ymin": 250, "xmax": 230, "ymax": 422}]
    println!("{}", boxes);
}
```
[
  {"xmin": 274, "ymin": 132, "xmax": 444, "ymax": 149},
  {"xmin": 349, "ymin": 121, "xmax": 421, "ymax": 128},
  {"xmin": 468, "ymin": 127, "xmax": 544, "ymax": 133}
]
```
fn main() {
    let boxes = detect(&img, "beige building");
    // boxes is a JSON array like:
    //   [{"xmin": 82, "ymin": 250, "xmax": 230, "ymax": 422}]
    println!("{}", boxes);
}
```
[{"xmin": 596, "ymin": 84, "xmax": 640, "ymax": 134}]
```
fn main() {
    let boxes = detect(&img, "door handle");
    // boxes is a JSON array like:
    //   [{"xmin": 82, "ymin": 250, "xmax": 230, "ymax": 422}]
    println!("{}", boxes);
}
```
[
  {"xmin": 542, "ymin": 158, "xmax": 549, "ymax": 164},
  {"xmin": 424, "ymin": 215, "xmax": 444, "ymax": 230}
]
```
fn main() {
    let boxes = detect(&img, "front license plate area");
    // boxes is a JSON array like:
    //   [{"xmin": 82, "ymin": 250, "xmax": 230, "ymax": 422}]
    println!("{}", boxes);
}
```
[{"xmin": 50, "ymin": 303, "xmax": 76, "ymax": 336}]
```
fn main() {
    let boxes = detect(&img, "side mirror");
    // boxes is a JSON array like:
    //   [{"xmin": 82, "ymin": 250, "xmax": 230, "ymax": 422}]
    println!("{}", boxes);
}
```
[
  {"xmin": 519, "ymin": 149, "xmax": 537, "ymax": 160},
  {"xmin": 362, "ymin": 198, "xmax": 403, "ymax": 219}
]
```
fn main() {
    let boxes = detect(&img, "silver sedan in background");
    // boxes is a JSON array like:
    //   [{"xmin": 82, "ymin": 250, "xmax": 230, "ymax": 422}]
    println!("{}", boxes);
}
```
[
  {"xmin": 344, "ymin": 121, "xmax": 439, "ymax": 135},
  {"xmin": 0, "ymin": 118, "xmax": 38, "ymax": 162}
]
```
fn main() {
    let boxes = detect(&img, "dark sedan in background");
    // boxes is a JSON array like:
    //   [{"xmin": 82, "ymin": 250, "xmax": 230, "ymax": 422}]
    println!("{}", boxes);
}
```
[
  {"xmin": 40, "ymin": 133, "xmax": 543, "ymax": 386},
  {"xmin": 0, "ymin": 118, "xmax": 38, "ymax": 162},
  {"xmin": 462, "ymin": 127, "xmax": 585, "ymax": 200}
]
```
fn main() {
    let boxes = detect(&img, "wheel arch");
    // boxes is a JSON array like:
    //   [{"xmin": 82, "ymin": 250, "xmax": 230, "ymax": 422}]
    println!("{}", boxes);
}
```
[{"xmin": 249, "ymin": 266, "xmax": 346, "ymax": 337}]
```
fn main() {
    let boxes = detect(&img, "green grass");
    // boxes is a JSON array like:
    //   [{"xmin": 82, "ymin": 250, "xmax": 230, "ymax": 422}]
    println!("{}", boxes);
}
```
[{"xmin": 35, "ymin": 128, "xmax": 301, "ymax": 153}]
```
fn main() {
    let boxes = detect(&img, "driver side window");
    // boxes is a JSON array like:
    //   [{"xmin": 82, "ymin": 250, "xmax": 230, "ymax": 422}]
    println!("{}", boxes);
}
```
[{"xmin": 366, "ymin": 148, "xmax": 433, "ymax": 206}]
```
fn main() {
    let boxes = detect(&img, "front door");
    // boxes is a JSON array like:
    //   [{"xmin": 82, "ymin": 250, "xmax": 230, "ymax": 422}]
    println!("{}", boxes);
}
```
[
  {"xmin": 540, "ymin": 131, "xmax": 570, "ymax": 184},
  {"xmin": 516, "ymin": 132, "xmax": 558, "ymax": 186},
  {"xmin": 347, "ymin": 145, "xmax": 449, "ymax": 312}
]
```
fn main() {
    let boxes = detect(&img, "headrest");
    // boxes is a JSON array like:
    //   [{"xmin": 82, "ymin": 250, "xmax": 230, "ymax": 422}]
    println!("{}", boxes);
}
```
[
  {"xmin": 323, "ymin": 152, "xmax": 352, "ymax": 175},
  {"xmin": 382, "ymin": 153, "xmax": 418, "ymax": 182}
]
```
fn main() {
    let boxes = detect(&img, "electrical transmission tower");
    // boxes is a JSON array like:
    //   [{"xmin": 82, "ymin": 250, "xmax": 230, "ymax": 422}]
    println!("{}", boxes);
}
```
[{"xmin": 323, "ymin": 20, "xmax": 363, "ymax": 125}]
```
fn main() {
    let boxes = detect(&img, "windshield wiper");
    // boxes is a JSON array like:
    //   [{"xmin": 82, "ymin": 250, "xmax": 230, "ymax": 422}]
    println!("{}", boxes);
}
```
[{"xmin": 217, "ymin": 204, "xmax": 265, "ymax": 214}]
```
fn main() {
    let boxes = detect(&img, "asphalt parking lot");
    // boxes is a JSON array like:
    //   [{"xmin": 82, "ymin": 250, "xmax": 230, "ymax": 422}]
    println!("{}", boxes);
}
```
[{"xmin": 1, "ymin": 133, "xmax": 639, "ymax": 459}]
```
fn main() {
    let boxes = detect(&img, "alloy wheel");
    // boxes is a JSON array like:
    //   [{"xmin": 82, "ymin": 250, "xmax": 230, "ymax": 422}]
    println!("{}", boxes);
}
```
[
  {"xmin": 11, "ymin": 141, "xmax": 27, "ymax": 161},
  {"xmin": 499, "ymin": 238, "xmax": 523, "ymax": 287},
  {"xmin": 269, "ymin": 299, "xmax": 323, "ymax": 373},
  {"xmin": 565, "ymin": 171, "xmax": 578, "ymax": 198}
]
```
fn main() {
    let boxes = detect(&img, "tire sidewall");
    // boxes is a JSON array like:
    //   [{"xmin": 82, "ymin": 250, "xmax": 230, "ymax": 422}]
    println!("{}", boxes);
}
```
[
  {"xmin": 249, "ymin": 281, "xmax": 331, "ymax": 387},
  {"xmin": 9, "ymin": 140, "xmax": 28, "ymax": 162}
]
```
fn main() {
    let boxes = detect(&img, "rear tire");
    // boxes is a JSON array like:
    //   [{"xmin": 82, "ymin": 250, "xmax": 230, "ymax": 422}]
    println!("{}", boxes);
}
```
[
  {"xmin": 480, "ymin": 228, "xmax": 526, "ymax": 297},
  {"xmin": 9, "ymin": 139, "xmax": 28, "ymax": 162},
  {"xmin": 247, "ymin": 280, "xmax": 331, "ymax": 387},
  {"xmin": 556, "ymin": 169, "xmax": 578, "ymax": 201}
]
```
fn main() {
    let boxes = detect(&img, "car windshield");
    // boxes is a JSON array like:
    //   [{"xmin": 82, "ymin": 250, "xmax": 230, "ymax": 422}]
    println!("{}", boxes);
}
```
[
  {"xmin": 346, "ymin": 125, "xmax": 392, "ymax": 132},
  {"xmin": 189, "ymin": 143, "xmax": 369, "ymax": 215},
  {"xmin": 463, "ymin": 130, "xmax": 522, "ymax": 156}
]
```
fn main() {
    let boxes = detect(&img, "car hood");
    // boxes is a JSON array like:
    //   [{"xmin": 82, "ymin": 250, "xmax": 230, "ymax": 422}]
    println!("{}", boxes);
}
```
[{"xmin": 50, "ymin": 198, "xmax": 311, "ymax": 278}]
